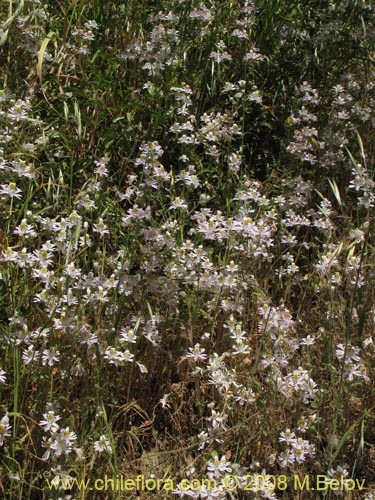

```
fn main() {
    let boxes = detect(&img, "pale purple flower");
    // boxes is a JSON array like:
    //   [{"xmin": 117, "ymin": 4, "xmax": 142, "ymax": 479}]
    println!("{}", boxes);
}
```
[
  {"xmin": 94, "ymin": 434, "xmax": 112, "ymax": 454},
  {"xmin": 0, "ymin": 413, "xmax": 11, "ymax": 446},
  {"xmin": 0, "ymin": 182, "xmax": 22, "ymax": 199},
  {"xmin": 186, "ymin": 343, "xmax": 207, "ymax": 362}
]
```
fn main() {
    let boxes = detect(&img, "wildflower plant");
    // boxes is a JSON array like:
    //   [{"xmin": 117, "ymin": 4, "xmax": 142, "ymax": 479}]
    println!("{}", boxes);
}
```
[{"xmin": 0, "ymin": 0, "xmax": 375, "ymax": 499}]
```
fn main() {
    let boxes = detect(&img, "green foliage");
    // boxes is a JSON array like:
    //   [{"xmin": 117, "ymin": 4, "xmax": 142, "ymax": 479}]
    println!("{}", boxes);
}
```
[{"xmin": 0, "ymin": 0, "xmax": 375, "ymax": 498}]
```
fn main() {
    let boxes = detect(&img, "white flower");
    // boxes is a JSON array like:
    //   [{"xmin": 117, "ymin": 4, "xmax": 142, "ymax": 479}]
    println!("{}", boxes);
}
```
[
  {"xmin": 41, "ymin": 436, "xmax": 54, "ymax": 461},
  {"xmin": 0, "ymin": 247, "xmax": 18, "ymax": 262},
  {"xmin": 208, "ymin": 409, "xmax": 227, "ymax": 429},
  {"xmin": 0, "ymin": 369, "xmax": 5, "ymax": 383},
  {"xmin": 279, "ymin": 449, "xmax": 295, "ymax": 467},
  {"xmin": 64, "ymin": 262, "xmax": 81, "ymax": 279},
  {"xmin": 80, "ymin": 329, "xmax": 98, "ymax": 346},
  {"xmin": 10, "ymin": 160, "xmax": 35, "ymax": 178},
  {"xmin": 94, "ymin": 156, "xmax": 109, "ymax": 176},
  {"xmin": 186, "ymin": 343, "xmax": 207, "ymax": 362},
  {"xmin": 159, "ymin": 393, "xmax": 170, "ymax": 408},
  {"xmin": 42, "ymin": 347, "xmax": 60, "ymax": 366},
  {"xmin": 206, "ymin": 455, "xmax": 232, "ymax": 478},
  {"xmin": 93, "ymin": 218, "xmax": 109, "ymax": 236},
  {"xmin": 40, "ymin": 411, "xmax": 61, "ymax": 433},
  {"xmin": 50, "ymin": 465, "xmax": 74, "ymax": 488},
  {"xmin": 123, "ymin": 349, "xmax": 134, "ymax": 362},
  {"xmin": 104, "ymin": 346, "xmax": 125, "ymax": 366},
  {"xmin": 61, "ymin": 289, "xmax": 78, "ymax": 306},
  {"xmin": 300, "ymin": 335, "xmax": 316, "ymax": 346},
  {"xmin": 327, "ymin": 466, "xmax": 349, "ymax": 484},
  {"xmin": 119, "ymin": 327, "xmax": 137, "ymax": 344},
  {"xmin": 232, "ymin": 338, "xmax": 251, "ymax": 355},
  {"xmin": 103, "ymin": 346, "xmax": 134, "ymax": 366},
  {"xmin": 52, "ymin": 427, "xmax": 77, "ymax": 456},
  {"xmin": 22, "ymin": 345, "xmax": 40, "ymax": 365},
  {"xmin": 94, "ymin": 434, "xmax": 112, "ymax": 454},
  {"xmin": 279, "ymin": 429, "xmax": 296, "ymax": 445},
  {"xmin": 8, "ymin": 99, "xmax": 30, "ymax": 121},
  {"xmin": 0, "ymin": 182, "xmax": 22, "ymax": 199},
  {"xmin": 169, "ymin": 197, "xmax": 188, "ymax": 210},
  {"xmin": 77, "ymin": 194, "xmax": 96, "ymax": 209},
  {"xmin": 0, "ymin": 413, "xmax": 11, "ymax": 446},
  {"xmin": 14, "ymin": 219, "xmax": 37, "ymax": 237}
]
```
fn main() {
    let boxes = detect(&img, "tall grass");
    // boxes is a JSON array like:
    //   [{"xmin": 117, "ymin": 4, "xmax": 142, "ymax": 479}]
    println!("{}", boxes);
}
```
[{"xmin": 0, "ymin": 0, "xmax": 375, "ymax": 499}]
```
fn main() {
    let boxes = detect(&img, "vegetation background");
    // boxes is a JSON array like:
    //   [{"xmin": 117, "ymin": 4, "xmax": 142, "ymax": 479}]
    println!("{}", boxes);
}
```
[{"xmin": 0, "ymin": 0, "xmax": 375, "ymax": 498}]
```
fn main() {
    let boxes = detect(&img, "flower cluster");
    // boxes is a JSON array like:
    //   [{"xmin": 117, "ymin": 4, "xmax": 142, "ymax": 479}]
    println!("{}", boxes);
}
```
[{"xmin": 1, "ymin": 0, "xmax": 375, "ymax": 497}]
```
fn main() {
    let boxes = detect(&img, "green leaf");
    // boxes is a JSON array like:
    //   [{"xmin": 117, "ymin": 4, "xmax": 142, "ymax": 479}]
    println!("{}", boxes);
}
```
[{"xmin": 37, "ymin": 32, "xmax": 56, "ymax": 82}]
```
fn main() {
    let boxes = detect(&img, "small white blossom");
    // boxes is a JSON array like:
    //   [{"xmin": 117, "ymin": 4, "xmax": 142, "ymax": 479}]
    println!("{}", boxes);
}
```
[
  {"xmin": 42, "ymin": 347, "xmax": 60, "ymax": 366},
  {"xmin": 0, "ymin": 413, "xmax": 11, "ymax": 446},
  {"xmin": 94, "ymin": 434, "xmax": 112, "ymax": 454},
  {"xmin": 0, "ymin": 182, "xmax": 22, "ymax": 199},
  {"xmin": 186, "ymin": 343, "xmax": 207, "ymax": 362},
  {"xmin": 40, "ymin": 411, "xmax": 61, "ymax": 433}
]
